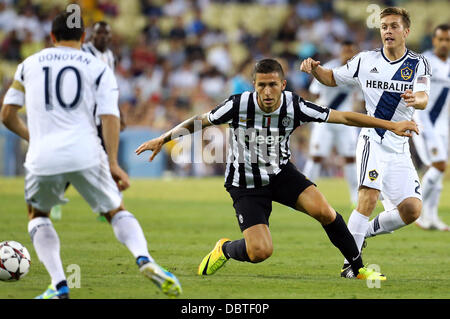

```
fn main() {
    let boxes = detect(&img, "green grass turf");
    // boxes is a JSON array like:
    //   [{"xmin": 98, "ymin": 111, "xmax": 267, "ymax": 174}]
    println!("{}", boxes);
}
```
[{"xmin": 0, "ymin": 176, "xmax": 449, "ymax": 299}]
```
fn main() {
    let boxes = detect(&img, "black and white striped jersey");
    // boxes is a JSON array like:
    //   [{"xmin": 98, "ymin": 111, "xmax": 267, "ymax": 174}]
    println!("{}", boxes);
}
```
[{"xmin": 207, "ymin": 90, "xmax": 330, "ymax": 188}]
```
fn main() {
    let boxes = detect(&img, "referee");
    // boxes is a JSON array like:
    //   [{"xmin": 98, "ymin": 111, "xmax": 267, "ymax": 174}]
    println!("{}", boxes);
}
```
[{"xmin": 136, "ymin": 59, "xmax": 417, "ymax": 280}]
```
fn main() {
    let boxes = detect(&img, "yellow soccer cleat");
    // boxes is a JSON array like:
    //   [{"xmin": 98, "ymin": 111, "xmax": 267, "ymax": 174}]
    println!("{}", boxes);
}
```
[
  {"xmin": 357, "ymin": 266, "xmax": 387, "ymax": 281},
  {"xmin": 198, "ymin": 238, "xmax": 230, "ymax": 275}
]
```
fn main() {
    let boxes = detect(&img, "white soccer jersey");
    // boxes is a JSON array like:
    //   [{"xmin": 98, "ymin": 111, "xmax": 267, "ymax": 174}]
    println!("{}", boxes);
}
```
[
  {"xmin": 3, "ymin": 46, "xmax": 120, "ymax": 175},
  {"xmin": 333, "ymin": 48, "xmax": 431, "ymax": 152},
  {"xmin": 310, "ymin": 59, "xmax": 356, "ymax": 112},
  {"xmin": 82, "ymin": 42, "xmax": 115, "ymax": 70},
  {"xmin": 416, "ymin": 50, "xmax": 450, "ymax": 135}
]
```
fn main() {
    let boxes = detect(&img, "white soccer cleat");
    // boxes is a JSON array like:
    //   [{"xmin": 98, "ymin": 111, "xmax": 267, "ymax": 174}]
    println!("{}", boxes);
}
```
[
  {"xmin": 430, "ymin": 218, "xmax": 450, "ymax": 232},
  {"xmin": 140, "ymin": 261, "xmax": 182, "ymax": 297},
  {"xmin": 415, "ymin": 215, "xmax": 433, "ymax": 230}
]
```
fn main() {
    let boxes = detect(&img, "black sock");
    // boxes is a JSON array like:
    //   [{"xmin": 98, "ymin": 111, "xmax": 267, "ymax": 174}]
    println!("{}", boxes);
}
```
[
  {"xmin": 56, "ymin": 280, "xmax": 68, "ymax": 290},
  {"xmin": 222, "ymin": 239, "xmax": 251, "ymax": 262},
  {"xmin": 323, "ymin": 212, "xmax": 364, "ymax": 274}
]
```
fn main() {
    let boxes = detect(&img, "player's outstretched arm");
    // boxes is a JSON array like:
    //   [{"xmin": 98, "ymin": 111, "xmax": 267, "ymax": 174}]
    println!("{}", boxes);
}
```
[
  {"xmin": 327, "ymin": 110, "xmax": 419, "ymax": 137},
  {"xmin": 1, "ymin": 104, "xmax": 29, "ymax": 141},
  {"xmin": 135, "ymin": 112, "xmax": 212, "ymax": 162},
  {"xmin": 300, "ymin": 58, "xmax": 337, "ymax": 87}
]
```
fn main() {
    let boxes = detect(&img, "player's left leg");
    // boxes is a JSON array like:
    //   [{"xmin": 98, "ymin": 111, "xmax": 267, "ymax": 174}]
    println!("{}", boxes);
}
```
[
  {"xmin": 69, "ymin": 161, "xmax": 181, "ymax": 297},
  {"xmin": 366, "ymin": 152, "xmax": 422, "ymax": 237},
  {"xmin": 272, "ymin": 162, "xmax": 384, "ymax": 280},
  {"xmin": 103, "ymin": 205, "xmax": 181, "ymax": 297}
]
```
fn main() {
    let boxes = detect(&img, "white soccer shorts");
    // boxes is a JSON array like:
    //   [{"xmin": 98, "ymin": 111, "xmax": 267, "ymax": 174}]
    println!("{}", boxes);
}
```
[
  {"xmin": 24, "ymin": 154, "xmax": 122, "ymax": 213},
  {"xmin": 412, "ymin": 128, "xmax": 448, "ymax": 166},
  {"xmin": 309, "ymin": 123, "xmax": 358, "ymax": 157},
  {"xmin": 356, "ymin": 134, "xmax": 422, "ymax": 206}
]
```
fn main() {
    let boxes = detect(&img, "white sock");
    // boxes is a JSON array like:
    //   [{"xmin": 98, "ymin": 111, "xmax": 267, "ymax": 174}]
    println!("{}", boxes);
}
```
[
  {"xmin": 343, "ymin": 163, "xmax": 358, "ymax": 205},
  {"xmin": 343, "ymin": 210, "xmax": 369, "ymax": 265},
  {"xmin": 111, "ymin": 211, "xmax": 154, "ymax": 262},
  {"xmin": 421, "ymin": 167, "xmax": 443, "ymax": 219},
  {"xmin": 28, "ymin": 217, "xmax": 66, "ymax": 288},
  {"xmin": 366, "ymin": 208, "xmax": 406, "ymax": 237},
  {"xmin": 427, "ymin": 185, "xmax": 442, "ymax": 222},
  {"xmin": 303, "ymin": 159, "xmax": 320, "ymax": 182},
  {"xmin": 422, "ymin": 167, "xmax": 443, "ymax": 221}
]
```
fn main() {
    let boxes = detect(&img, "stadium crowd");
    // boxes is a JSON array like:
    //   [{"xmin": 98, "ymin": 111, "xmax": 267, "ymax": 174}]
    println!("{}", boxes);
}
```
[{"xmin": 0, "ymin": 0, "xmax": 438, "ymax": 177}]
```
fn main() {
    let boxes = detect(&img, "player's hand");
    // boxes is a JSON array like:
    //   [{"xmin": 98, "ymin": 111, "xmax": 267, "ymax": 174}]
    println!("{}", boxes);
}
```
[
  {"xmin": 109, "ymin": 162, "xmax": 130, "ymax": 191},
  {"xmin": 135, "ymin": 136, "xmax": 164, "ymax": 162},
  {"xmin": 400, "ymin": 89, "xmax": 416, "ymax": 107},
  {"xmin": 300, "ymin": 58, "xmax": 321, "ymax": 74},
  {"xmin": 392, "ymin": 120, "xmax": 419, "ymax": 137}
]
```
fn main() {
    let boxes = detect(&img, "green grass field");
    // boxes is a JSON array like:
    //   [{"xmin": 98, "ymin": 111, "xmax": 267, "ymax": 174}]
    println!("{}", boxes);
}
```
[{"xmin": 0, "ymin": 176, "xmax": 449, "ymax": 299}]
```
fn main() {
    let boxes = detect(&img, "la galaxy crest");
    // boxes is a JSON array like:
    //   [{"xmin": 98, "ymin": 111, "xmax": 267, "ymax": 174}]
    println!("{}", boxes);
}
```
[
  {"xmin": 400, "ymin": 66, "xmax": 413, "ymax": 81},
  {"xmin": 368, "ymin": 170, "xmax": 379, "ymax": 181}
]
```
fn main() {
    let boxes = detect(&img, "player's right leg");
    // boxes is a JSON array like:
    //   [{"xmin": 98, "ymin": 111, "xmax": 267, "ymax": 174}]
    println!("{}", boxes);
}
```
[
  {"xmin": 69, "ymin": 157, "xmax": 181, "ymax": 297},
  {"xmin": 198, "ymin": 187, "xmax": 273, "ymax": 275},
  {"xmin": 342, "ymin": 134, "xmax": 381, "ymax": 264},
  {"xmin": 24, "ymin": 171, "xmax": 70, "ymax": 299}
]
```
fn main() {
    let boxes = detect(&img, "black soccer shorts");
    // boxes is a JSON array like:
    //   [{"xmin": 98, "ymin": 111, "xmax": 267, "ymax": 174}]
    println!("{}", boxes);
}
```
[{"xmin": 226, "ymin": 161, "xmax": 315, "ymax": 232}]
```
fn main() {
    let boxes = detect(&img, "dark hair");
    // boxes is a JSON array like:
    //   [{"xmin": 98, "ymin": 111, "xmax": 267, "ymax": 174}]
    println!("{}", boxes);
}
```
[
  {"xmin": 252, "ymin": 59, "xmax": 284, "ymax": 80},
  {"xmin": 93, "ymin": 21, "xmax": 110, "ymax": 30},
  {"xmin": 433, "ymin": 23, "xmax": 450, "ymax": 37},
  {"xmin": 380, "ymin": 7, "xmax": 411, "ymax": 29},
  {"xmin": 51, "ymin": 11, "xmax": 84, "ymax": 41}
]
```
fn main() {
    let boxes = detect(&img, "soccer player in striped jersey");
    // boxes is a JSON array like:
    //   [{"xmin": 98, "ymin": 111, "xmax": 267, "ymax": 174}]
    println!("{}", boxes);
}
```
[
  {"xmin": 301, "ymin": 7, "xmax": 431, "ymax": 277},
  {"xmin": 413, "ymin": 24, "xmax": 450, "ymax": 231},
  {"xmin": 303, "ymin": 40, "xmax": 361, "ymax": 206},
  {"xmin": 136, "ymin": 58, "xmax": 417, "ymax": 280},
  {"xmin": 1, "ymin": 12, "xmax": 181, "ymax": 298}
]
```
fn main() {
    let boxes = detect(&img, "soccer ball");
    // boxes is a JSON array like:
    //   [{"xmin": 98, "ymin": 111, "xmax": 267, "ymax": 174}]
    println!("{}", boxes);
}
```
[{"xmin": 0, "ymin": 241, "xmax": 31, "ymax": 281}]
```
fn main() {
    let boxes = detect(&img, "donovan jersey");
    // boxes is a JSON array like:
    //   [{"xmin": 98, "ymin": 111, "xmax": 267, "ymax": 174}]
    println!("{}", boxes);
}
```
[
  {"xmin": 3, "ymin": 46, "xmax": 119, "ymax": 175},
  {"xmin": 333, "ymin": 48, "xmax": 431, "ymax": 152},
  {"xmin": 309, "ymin": 59, "xmax": 356, "ymax": 112},
  {"xmin": 208, "ymin": 91, "xmax": 330, "ymax": 188},
  {"xmin": 417, "ymin": 50, "xmax": 450, "ymax": 135}
]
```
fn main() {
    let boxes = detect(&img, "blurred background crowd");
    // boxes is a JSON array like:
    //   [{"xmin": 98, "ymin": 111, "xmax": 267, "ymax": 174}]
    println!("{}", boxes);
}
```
[{"xmin": 0, "ymin": 0, "xmax": 449, "ymax": 178}]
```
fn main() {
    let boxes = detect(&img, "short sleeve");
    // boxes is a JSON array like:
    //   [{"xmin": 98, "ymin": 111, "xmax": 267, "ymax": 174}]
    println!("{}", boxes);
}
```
[
  {"xmin": 207, "ymin": 96, "xmax": 236, "ymax": 125},
  {"xmin": 3, "ymin": 63, "xmax": 25, "ymax": 107},
  {"xmin": 332, "ymin": 53, "xmax": 362, "ymax": 87},
  {"xmin": 296, "ymin": 96, "xmax": 330, "ymax": 124},
  {"xmin": 412, "ymin": 56, "xmax": 431, "ymax": 96},
  {"xmin": 94, "ymin": 66, "xmax": 120, "ymax": 117}
]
